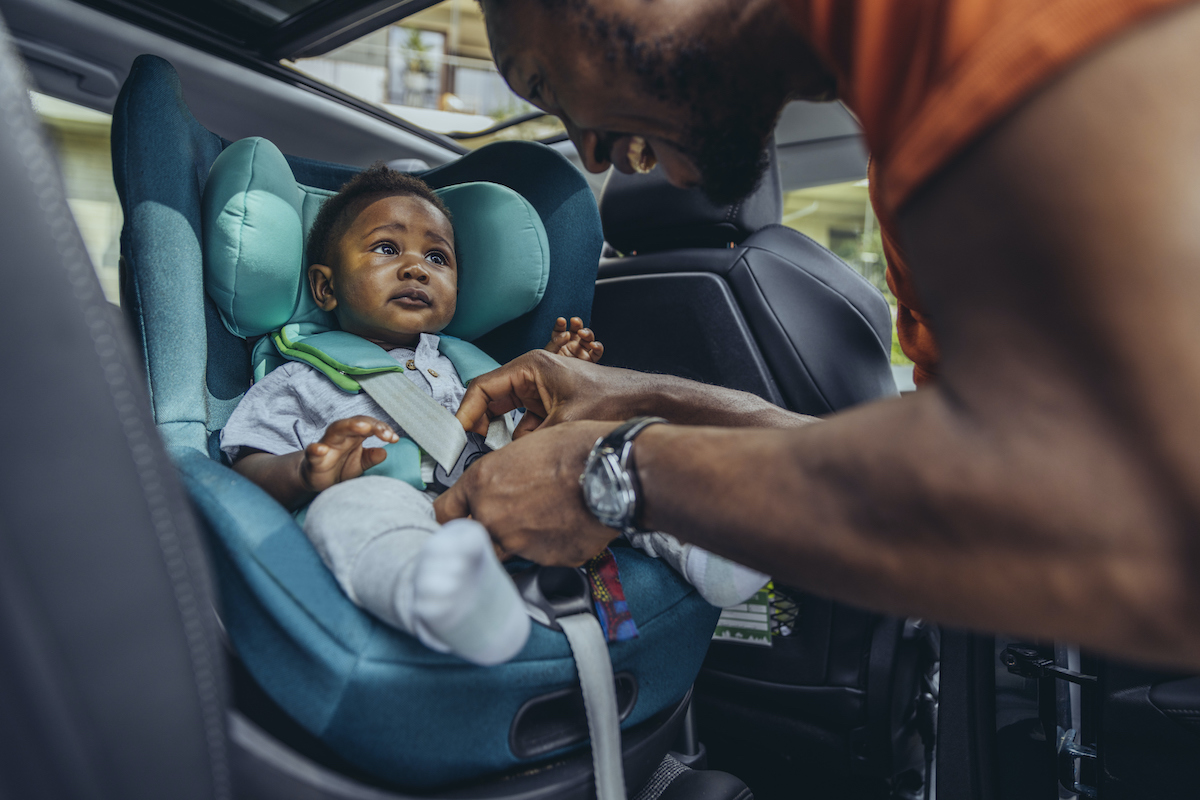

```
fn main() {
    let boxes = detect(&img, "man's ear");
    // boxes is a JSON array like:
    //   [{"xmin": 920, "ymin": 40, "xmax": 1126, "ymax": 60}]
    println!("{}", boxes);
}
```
[{"xmin": 308, "ymin": 264, "xmax": 338, "ymax": 311}]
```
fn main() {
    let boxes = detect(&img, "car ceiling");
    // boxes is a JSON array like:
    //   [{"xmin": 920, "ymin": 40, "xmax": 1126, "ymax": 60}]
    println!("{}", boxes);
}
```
[
  {"xmin": 72, "ymin": 0, "xmax": 445, "ymax": 60},
  {"xmin": 5, "ymin": 0, "xmax": 867, "ymax": 192}
]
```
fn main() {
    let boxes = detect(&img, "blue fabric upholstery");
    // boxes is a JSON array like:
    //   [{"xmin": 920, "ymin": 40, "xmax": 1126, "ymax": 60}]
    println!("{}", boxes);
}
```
[
  {"xmin": 174, "ymin": 447, "xmax": 719, "ymax": 787},
  {"xmin": 114, "ymin": 54, "xmax": 715, "ymax": 791}
]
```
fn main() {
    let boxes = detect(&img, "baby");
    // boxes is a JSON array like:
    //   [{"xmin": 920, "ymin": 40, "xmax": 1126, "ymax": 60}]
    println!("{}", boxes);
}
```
[{"xmin": 222, "ymin": 165, "xmax": 765, "ymax": 666}]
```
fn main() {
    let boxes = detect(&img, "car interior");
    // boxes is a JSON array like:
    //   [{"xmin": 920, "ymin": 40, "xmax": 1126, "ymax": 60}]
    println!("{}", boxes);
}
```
[{"xmin": 3, "ymin": 0, "xmax": 1200, "ymax": 799}]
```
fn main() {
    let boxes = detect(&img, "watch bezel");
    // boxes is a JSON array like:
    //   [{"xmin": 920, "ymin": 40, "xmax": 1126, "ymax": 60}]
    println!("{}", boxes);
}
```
[
  {"xmin": 581, "ymin": 444, "xmax": 638, "ymax": 528},
  {"xmin": 579, "ymin": 417, "xmax": 666, "ymax": 533}
]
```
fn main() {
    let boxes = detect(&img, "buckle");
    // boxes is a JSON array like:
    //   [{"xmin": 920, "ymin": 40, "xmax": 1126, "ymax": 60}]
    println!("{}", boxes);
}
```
[
  {"xmin": 512, "ymin": 566, "xmax": 593, "ymax": 631},
  {"xmin": 427, "ymin": 431, "xmax": 490, "ymax": 494}
]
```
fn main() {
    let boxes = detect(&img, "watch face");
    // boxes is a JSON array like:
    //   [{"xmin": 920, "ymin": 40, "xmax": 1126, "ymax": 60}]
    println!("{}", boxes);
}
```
[{"xmin": 583, "ymin": 453, "xmax": 628, "ymax": 525}]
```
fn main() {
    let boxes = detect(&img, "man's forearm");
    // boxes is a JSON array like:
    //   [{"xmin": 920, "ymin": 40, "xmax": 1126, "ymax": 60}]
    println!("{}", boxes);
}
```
[
  {"xmin": 633, "ymin": 386, "xmax": 1200, "ymax": 670},
  {"xmin": 596, "ymin": 368, "xmax": 818, "ymax": 429}
]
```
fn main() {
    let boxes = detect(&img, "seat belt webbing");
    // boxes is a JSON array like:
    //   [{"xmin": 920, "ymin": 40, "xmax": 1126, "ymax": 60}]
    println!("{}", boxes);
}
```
[
  {"xmin": 358, "ymin": 371, "xmax": 468, "ymax": 471},
  {"xmin": 357, "ymin": 371, "xmax": 512, "ymax": 472},
  {"xmin": 559, "ymin": 612, "xmax": 627, "ymax": 800}
]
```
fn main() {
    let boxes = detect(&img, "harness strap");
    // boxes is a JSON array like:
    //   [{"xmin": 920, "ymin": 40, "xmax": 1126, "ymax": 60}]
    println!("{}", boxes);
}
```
[
  {"xmin": 358, "ymin": 371, "xmax": 468, "ymax": 472},
  {"xmin": 559, "ymin": 612, "xmax": 627, "ymax": 800},
  {"xmin": 357, "ymin": 371, "xmax": 513, "ymax": 473}
]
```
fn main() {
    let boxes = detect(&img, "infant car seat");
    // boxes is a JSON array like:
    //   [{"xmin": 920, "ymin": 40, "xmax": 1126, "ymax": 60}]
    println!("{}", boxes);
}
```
[{"xmin": 113, "ymin": 54, "xmax": 722, "ymax": 794}]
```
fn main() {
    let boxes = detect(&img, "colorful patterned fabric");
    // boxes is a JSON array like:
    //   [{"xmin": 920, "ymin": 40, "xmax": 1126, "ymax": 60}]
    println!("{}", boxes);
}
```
[{"xmin": 587, "ymin": 549, "xmax": 640, "ymax": 642}]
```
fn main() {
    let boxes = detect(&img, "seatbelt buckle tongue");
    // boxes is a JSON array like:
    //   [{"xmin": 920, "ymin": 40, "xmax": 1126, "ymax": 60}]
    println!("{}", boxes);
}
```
[{"xmin": 427, "ymin": 431, "xmax": 491, "ymax": 494}]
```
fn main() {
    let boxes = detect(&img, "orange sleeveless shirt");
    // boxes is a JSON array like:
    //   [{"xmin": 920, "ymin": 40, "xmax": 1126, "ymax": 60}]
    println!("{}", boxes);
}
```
[{"xmin": 782, "ymin": 0, "xmax": 1196, "ymax": 385}]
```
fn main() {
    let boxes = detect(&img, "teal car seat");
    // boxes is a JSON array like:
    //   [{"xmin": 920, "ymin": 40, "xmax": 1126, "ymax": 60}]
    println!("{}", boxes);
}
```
[{"xmin": 113, "ymin": 54, "xmax": 720, "ymax": 790}]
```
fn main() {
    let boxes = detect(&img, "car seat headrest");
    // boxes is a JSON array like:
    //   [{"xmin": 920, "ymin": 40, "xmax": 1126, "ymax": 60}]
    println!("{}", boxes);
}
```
[
  {"xmin": 202, "ymin": 137, "xmax": 550, "ymax": 348},
  {"xmin": 599, "ymin": 138, "xmax": 783, "ymax": 255}
]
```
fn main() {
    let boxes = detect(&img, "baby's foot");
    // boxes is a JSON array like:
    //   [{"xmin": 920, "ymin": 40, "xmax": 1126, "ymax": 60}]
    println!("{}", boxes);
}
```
[
  {"xmin": 545, "ymin": 316, "xmax": 604, "ymax": 363},
  {"xmin": 683, "ymin": 547, "xmax": 771, "ymax": 608},
  {"xmin": 626, "ymin": 531, "xmax": 769, "ymax": 608},
  {"xmin": 407, "ymin": 519, "xmax": 530, "ymax": 665}
]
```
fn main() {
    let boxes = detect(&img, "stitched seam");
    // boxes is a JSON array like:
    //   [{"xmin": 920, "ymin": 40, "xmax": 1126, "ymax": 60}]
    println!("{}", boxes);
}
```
[
  {"xmin": 116, "ymin": 72, "xmax": 156, "ymax": 417},
  {"xmin": 750, "ymin": 226, "xmax": 893, "ymax": 355},
  {"xmin": 231, "ymin": 138, "xmax": 257, "ymax": 326},
  {"xmin": 2, "ymin": 55, "xmax": 231, "ymax": 798}
]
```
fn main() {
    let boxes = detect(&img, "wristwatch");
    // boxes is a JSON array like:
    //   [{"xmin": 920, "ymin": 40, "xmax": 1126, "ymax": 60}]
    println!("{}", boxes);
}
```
[{"xmin": 579, "ymin": 416, "xmax": 666, "ymax": 533}]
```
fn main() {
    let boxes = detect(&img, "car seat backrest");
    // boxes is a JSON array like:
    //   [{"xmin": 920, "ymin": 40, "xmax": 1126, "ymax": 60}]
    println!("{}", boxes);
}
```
[
  {"xmin": 594, "ymin": 140, "xmax": 895, "ymax": 416},
  {"xmin": 113, "ymin": 55, "xmax": 601, "ymax": 460},
  {"xmin": 600, "ymin": 140, "xmax": 783, "ymax": 254},
  {"xmin": 202, "ymin": 137, "xmax": 550, "ymax": 380}
]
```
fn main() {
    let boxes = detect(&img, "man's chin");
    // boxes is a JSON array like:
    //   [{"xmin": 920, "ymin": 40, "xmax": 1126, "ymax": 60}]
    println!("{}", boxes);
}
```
[{"xmin": 697, "ymin": 151, "xmax": 771, "ymax": 206}]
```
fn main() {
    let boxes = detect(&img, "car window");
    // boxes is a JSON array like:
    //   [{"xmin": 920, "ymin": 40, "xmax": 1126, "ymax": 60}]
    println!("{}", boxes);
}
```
[
  {"xmin": 784, "ymin": 180, "xmax": 914, "ymax": 386},
  {"xmin": 284, "ymin": 0, "xmax": 566, "ymax": 146},
  {"xmin": 31, "ymin": 92, "xmax": 123, "ymax": 305}
]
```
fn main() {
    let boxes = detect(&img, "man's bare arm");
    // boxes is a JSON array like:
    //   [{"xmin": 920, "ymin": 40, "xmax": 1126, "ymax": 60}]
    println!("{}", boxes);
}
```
[
  {"xmin": 455, "ymin": 350, "xmax": 818, "ymax": 436},
  {"xmin": 635, "ymin": 4, "xmax": 1200, "ymax": 668}
]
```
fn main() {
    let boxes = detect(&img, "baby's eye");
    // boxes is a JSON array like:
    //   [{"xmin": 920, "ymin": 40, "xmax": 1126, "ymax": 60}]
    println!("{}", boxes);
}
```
[
  {"xmin": 426, "ymin": 251, "xmax": 448, "ymax": 266},
  {"xmin": 372, "ymin": 242, "xmax": 398, "ymax": 256}
]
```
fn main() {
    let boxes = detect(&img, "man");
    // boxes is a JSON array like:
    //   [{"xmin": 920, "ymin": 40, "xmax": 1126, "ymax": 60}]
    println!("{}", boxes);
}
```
[{"xmin": 435, "ymin": 0, "xmax": 1200, "ymax": 670}]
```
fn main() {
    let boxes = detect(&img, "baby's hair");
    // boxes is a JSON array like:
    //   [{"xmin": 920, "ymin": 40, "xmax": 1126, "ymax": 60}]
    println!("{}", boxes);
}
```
[{"xmin": 307, "ymin": 164, "xmax": 453, "ymax": 271}]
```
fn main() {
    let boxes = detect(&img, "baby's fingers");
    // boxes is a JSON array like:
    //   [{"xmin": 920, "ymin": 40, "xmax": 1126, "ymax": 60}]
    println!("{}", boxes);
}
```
[
  {"xmin": 322, "ymin": 416, "xmax": 398, "ymax": 449},
  {"xmin": 544, "ymin": 317, "xmax": 572, "ymax": 352},
  {"xmin": 588, "ymin": 341, "xmax": 604, "ymax": 363}
]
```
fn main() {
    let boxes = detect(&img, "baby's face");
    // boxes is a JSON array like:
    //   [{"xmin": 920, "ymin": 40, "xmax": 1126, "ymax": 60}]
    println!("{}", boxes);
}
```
[{"xmin": 311, "ymin": 194, "xmax": 457, "ymax": 348}]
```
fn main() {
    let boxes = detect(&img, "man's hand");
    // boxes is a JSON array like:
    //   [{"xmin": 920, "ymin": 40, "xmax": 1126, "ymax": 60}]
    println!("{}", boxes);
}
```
[
  {"xmin": 455, "ymin": 349, "xmax": 815, "ymax": 440},
  {"xmin": 435, "ymin": 420, "xmax": 620, "ymax": 565},
  {"xmin": 301, "ymin": 416, "xmax": 399, "ymax": 492},
  {"xmin": 545, "ymin": 316, "xmax": 604, "ymax": 363},
  {"xmin": 456, "ymin": 349, "xmax": 621, "ymax": 439}
]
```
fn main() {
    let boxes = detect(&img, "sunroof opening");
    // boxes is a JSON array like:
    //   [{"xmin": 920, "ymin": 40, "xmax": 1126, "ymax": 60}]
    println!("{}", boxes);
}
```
[
  {"xmin": 219, "ymin": 0, "xmax": 324, "ymax": 25},
  {"xmin": 285, "ymin": 0, "xmax": 566, "ymax": 145}
]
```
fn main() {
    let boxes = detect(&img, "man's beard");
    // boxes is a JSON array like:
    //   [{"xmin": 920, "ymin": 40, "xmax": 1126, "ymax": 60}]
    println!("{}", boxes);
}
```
[
  {"xmin": 685, "ymin": 108, "xmax": 775, "ymax": 206},
  {"xmin": 618, "ymin": 23, "xmax": 781, "ymax": 205}
]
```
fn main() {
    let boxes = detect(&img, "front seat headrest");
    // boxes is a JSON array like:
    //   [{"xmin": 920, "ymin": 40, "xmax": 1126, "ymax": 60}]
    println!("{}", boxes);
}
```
[{"xmin": 599, "ymin": 139, "xmax": 783, "ymax": 255}]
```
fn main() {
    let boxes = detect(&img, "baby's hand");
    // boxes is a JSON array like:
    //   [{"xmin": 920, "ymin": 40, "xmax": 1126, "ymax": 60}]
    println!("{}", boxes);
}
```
[
  {"xmin": 301, "ymin": 416, "xmax": 399, "ymax": 493},
  {"xmin": 544, "ymin": 316, "xmax": 604, "ymax": 363}
]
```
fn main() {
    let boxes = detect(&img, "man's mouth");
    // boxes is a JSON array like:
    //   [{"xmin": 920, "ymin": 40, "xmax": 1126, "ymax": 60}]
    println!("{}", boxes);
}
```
[
  {"xmin": 604, "ymin": 134, "xmax": 659, "ymax": 175},
  {"xmin": 391, "ymin": 287, "xmax": 431, "ymax": 307},
  {"xmin": 626, "ymin": 136, "xmax": 658, "ymax": 174}
]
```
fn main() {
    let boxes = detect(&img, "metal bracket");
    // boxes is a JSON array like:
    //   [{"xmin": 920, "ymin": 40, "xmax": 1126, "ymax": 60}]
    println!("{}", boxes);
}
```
[
  {"xmin": 1057, "ymin": 727, "xmax": 1098, "ymax": 798},
  {"xmin": 1001, "ymin": 645, "xmax": 1098, "ymax": 686}
]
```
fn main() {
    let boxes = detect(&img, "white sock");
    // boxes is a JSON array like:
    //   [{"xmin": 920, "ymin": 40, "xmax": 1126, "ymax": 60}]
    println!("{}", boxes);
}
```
[
  {"xmin": 682, "ymin": 546, "xmax": 770, "ymax": 608},
  {"xmin": 402, "ymin": 519, "xmax": 530, "ymax": 666},
  {"xmin": 625, "ymin": 531, "xmax": 769, "ymax": 608}
]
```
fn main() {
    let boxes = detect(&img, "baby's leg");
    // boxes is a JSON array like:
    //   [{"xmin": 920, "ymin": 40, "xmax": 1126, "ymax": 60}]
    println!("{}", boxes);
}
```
[
  {"xmin": 303, "ymin": 476, "xmax": 529, "ymax": 665},
  {"xmin": 625, "ymin": 531, "xmax": 769, "ymax": 608}
]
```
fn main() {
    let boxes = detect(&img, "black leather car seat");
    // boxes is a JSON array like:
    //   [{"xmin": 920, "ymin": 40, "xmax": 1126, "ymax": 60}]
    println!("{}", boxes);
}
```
[{"xmin": 593, "ymin": 141, "xmax": 897, "ymax": 415}]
